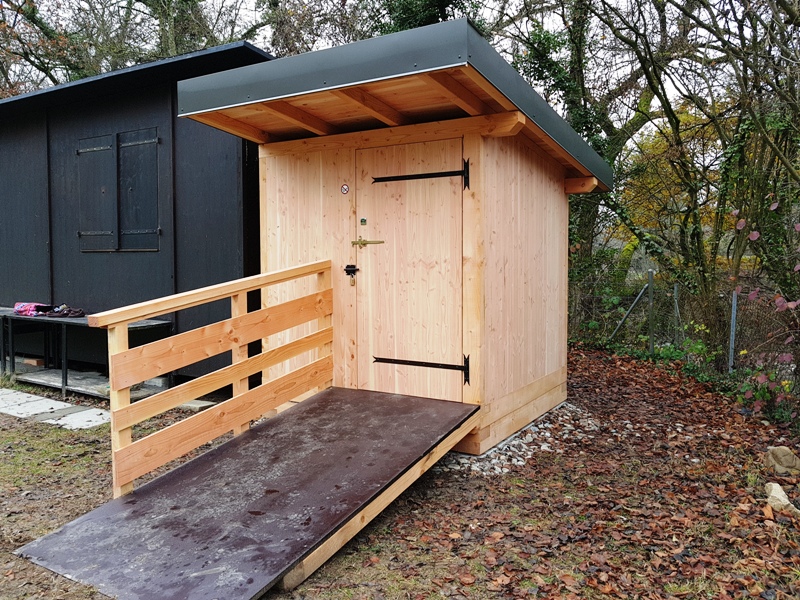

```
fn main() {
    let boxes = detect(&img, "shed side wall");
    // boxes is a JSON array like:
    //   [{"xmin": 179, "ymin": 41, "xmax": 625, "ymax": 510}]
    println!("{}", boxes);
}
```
[{"xmin": 455, "ymin": 135, "xmax": 568, "ymax": 454}]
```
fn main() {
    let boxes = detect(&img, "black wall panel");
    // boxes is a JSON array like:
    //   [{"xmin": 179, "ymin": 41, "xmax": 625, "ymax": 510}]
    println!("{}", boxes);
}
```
[
  {"xmin": 0, "ymin": 116, "xmax": 51, "ymax": 305},
  {"xmin": 173, "ymin": 115, "xmax": 250, "ymax": 376},
  {"xmin": 48, "ymin": 85, "xmax": 175, "ymax": 313}
]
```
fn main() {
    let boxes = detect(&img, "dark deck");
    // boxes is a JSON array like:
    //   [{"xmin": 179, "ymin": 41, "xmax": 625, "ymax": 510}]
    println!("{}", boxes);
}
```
[{"xmin": 17, "ymin": 387, "xmax": 479, "ymax": 599}]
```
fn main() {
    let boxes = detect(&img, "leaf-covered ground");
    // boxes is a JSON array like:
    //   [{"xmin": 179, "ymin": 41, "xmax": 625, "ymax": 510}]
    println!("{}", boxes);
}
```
[{"xmin": 2, "ymin": 348, "xmax": 799, "ymax": 599}]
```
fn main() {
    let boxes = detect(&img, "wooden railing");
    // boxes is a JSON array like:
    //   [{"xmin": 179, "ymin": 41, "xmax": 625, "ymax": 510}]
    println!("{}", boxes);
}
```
[{"xmin": 88, "ymin": 260, "xmax": 333, "ymax": 498}]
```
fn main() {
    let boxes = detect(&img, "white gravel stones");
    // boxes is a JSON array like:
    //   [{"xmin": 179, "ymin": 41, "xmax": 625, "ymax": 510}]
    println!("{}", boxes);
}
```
[{"xmin": 434, "ymin": 401, "xmax": 601, "ymax": 476}]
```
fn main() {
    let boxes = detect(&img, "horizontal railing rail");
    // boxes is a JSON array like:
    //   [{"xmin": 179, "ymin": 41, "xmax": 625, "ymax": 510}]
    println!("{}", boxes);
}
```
[{"xmin": 90, "ymin": 260, "xmax": 333, "ymax": 497}]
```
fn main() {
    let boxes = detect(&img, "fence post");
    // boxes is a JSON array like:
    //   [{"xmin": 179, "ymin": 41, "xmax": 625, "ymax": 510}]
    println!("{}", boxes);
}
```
[
  {"xmin": 673, "ymin": 283, "xmax": 682, "ymax": 346},
  {"xmin": 728, "ymin": 291, "xmax": 738, "ymax": 373},
  {"xmin": 648, "ymin": 269, "xmax": 655, "ymax": 355}
]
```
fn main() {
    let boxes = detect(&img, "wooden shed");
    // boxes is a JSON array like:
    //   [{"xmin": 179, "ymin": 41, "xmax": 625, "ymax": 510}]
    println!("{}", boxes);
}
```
[{"xmin": 177, "ymin": 19, "xmax": 613, "ymax": 454}]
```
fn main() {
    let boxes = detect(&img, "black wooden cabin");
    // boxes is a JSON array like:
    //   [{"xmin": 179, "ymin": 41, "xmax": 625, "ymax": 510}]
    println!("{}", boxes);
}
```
[{"xmin": 0, "ymin": 42, "xmax": 272, "ymax": 374}]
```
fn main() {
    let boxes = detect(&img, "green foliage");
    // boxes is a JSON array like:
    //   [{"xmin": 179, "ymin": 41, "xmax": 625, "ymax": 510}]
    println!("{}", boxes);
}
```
[
  {"xmin": 617, "ymin": 342, "xmax": 686, "ymax": 363},
  {"xmin": 737, "ymin": 369, "xmax": 794, "ymax": 419},
  {"xmin": 378, "ymin": 0, "xmax": 465, "ymax": 34}
]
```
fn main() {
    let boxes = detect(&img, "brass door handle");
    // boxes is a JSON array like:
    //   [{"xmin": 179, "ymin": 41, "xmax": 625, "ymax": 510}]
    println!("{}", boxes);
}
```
[{"xmin": 352, "ymin": 236, "xmax": 385, "ymax": 248}]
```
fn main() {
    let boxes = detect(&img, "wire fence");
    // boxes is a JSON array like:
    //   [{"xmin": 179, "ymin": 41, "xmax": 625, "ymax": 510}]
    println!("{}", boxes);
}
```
[{"xmin": 568, "ymin": 268, "xmax": 799, "ymax": 385}]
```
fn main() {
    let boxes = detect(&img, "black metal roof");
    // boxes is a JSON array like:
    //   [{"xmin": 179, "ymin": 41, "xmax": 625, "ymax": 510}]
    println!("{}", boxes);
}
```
[
  {"xmin": 177, "ymin": 20, "xmax": 612, "ymax": 189},
  {"xmin": 0, "ymin": 41, "xmax": 273, "ymax": 117}
]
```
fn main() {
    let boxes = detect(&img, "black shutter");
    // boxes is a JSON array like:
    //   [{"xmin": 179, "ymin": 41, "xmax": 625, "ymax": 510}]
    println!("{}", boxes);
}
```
[
  {"xmin": 78, "ymin": 135, "xmax": 117, "ymax": 251},
  {"xmin": 118, "ymin": 128, "xmax": 159, "ymax": 251}
]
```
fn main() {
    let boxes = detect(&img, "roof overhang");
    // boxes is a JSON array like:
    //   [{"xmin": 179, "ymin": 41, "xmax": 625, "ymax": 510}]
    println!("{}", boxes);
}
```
[{"xmin": 178, "ymin": 20, "xmax": 613, "ymax": 191}]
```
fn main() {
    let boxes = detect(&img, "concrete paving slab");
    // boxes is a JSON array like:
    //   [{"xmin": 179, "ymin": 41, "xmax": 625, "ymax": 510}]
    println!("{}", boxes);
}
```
[
  {"xmin": 0, "ymin": 397, "xmax": 73, "ymax": 418},
  {"xmin": 31, "ymin": 405, "xmax": 91, "ymax": 422},
  {"xmin": 179, "ymin": 399, "xmax": 216, "ymax": 412},
  {"xmin": 0, "ymin": 390, "xmax": 53, "ymax": 410},
  {"xmin": 43, "ymin": 409, "xmax": 110, "ymax": 430}
]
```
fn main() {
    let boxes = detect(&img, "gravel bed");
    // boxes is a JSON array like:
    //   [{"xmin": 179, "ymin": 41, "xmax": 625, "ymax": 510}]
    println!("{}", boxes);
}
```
[{"xmin": 434, "ymin": 401, "xmax": 601, "ymax": 476}]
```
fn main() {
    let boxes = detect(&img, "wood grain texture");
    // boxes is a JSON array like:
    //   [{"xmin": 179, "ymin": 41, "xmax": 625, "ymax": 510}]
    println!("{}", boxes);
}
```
[
  {"xmin": 262, "ymin": 147, "xmax": 356, "ymax": 388},
  {"xmin": 565, "ymin": 176, "xmax": 599, "ymax": 194},
  {"xmin": 253, "ymin": 100, "xmax": 339, "ymax": 136},
  {"xmin": 462, "ymin": 134, "xmax": 485, "ymax": 406},
  {"xmin": 355, "ymin": 139, "xmax": 463, "ymax": 402},
  {"xmin": 110, "ymin": 290, "xmax": 332, "ymax": 389},
  {"xmin": 108, "ymin": 325, "xmax": 133, "ymax": 498},
  {"xmin": 421, "ymin": 72, "xmax": 493, "ymax": 116},
  {"xmin": 89, "ymin": 260, "xmax": 331, "ymax": 328},
  {"xmin": 114, "ymin": 356, "xmax": 334, "ymax": 487},
  {"xmin": 331, "ymin": 88, "xmax": 410, "ymax": 126},
  {"xmin": 104, "ymin": 263, "xmax": 333, "ymax": 495},
  {"xmin": 113, "ymin": 327, "xmax": 333, "ymax": 430},
  {"xmin": 188, "ymin": 112, "xmax": 271, "ymax": 144},
  {"xmin": 231, "ymin": 293, "xmax": 250, "ymax": 435},
  {"xmin": 258, "ymin": 112, "xmax": 525, "ymax": 157},
  {"xmin": 453, "ymin": 382, "xmax": 565, "ymax": 455},
  {"xmin": 458, "ymin": 66, "xmax": 517, "ymax": 111},
  {"xmin": 460, "ymin": 134, "xmax": 568, "ymax": 452}
]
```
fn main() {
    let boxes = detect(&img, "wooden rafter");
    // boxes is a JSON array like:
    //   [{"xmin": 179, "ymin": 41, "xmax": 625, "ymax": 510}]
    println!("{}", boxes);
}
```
[
  {"xmin": 422, "ymin": 71, "xmax": 493, "ymax": 116},
  {"xmin": 565, "ymin": 177, "xmax": 599, "ymax": 194},
  {"xmin": 252, "ymin": 100, "xmax": 339, "ymax": 136},
  {"xmin": 457, "ymin": 66, "xmax": 516, "ymax": 111},
  {"xmin": 331, "ymin": 88, "xmax": 411, "ymax": 126},
  {"xmin": 189, "ymin": 112, "xmax": 271, "ymax": 144}
]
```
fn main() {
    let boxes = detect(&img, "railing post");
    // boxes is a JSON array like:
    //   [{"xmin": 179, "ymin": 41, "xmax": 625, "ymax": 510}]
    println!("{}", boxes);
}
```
[
  {"xmin": 108, "ymin": 324, "xmax": 133, "ymax": 498},
  {"xmin": 318, "ymin": 267, "xmax": 333, "ymax": 390},
  {"xmin": 231, "ymin": 292, "xmax": 251, "ymax": 435}
]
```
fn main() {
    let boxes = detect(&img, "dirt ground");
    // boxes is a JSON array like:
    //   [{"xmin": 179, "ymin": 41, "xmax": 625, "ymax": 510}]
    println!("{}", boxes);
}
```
[{"xmin": 2, "ymin": 348, "xmax": 799, "ymax": 599}]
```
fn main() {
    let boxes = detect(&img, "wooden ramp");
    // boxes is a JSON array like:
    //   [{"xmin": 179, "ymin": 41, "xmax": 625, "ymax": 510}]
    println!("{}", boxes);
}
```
[{"xmin": 17, "ymin": 388, "xmax": 479, "ymax": 600}]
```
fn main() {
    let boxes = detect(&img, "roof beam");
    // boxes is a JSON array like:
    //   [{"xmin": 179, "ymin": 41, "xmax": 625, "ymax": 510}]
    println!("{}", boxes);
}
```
[
  {"xmin": 421, "ymin": 72, "xmax": 493, "ymax": 116},
  {"xmin": 565, "ymin": 177, "xmax": 599, "ymax": 194},
  {"xmin": 189, "ymin": 112, "xmax": 271, "ymax": 144},
  {"xmin": 260, "ymin": 112, "xmax": 526, "ymax": 158},
  {"xmin": 252, "ymin": 100, "xmax": 339, "ymax": 136},
  {"xmin": 331, "ymin": 88, "xmax": 411, "ymax": 127},
  {"xmin": 457, "ymin": 66, "xmax": 516, "ymax": 111}
]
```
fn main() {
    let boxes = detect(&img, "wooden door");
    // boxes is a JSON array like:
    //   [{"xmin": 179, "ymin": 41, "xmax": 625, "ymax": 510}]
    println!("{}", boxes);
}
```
[{"xmin": 355, "ymin": 139, "xmax": 463, "ymax": 402}]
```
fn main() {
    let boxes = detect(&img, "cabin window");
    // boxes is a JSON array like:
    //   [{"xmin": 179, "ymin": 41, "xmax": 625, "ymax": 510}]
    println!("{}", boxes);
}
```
[{"xmin": 77, "ymin": 128, "xmax": 160, "ymax": 252}]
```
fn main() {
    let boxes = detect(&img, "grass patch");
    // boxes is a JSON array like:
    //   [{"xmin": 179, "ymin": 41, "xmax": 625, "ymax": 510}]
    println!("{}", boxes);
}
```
[{"xmin": 0, "ymin": 420, "xmax": 109, "ymax": 490}]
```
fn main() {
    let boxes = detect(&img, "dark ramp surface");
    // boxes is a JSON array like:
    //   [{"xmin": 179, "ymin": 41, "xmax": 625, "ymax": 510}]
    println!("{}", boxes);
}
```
[{"xmin": 17, "ymin": 387, "xmax": 478, "ymax": 599}]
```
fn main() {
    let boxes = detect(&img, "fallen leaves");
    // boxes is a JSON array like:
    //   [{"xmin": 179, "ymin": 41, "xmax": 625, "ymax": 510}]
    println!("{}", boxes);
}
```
[
  {"xmin": 341, "ymin": 347, "xmax": 800, "ymax": 599},
  {"xmin": 5, "ymin": 347, "xmax": 800, "ymax": 599}
]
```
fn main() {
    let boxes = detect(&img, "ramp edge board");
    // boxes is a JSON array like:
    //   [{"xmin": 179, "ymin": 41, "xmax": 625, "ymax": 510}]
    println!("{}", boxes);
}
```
[
  {"xmin": 15, "ymin": 387, "xmax": 479, "ymax": 600},
  {"xmin": 277, "ymin": 406, "xmax": 481, "ymax": 591}
]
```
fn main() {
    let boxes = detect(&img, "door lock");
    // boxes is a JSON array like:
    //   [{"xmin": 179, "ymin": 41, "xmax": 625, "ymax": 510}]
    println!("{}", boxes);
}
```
[{"xmin": 344, "ymin": 264, "xmax": 359, "ymax": 285}]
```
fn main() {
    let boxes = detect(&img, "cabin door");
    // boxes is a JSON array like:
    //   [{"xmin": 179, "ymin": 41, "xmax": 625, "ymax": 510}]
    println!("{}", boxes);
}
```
[{"xmin": 354, "ymin": 139, "xmax": 464, "ymax": 402}]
